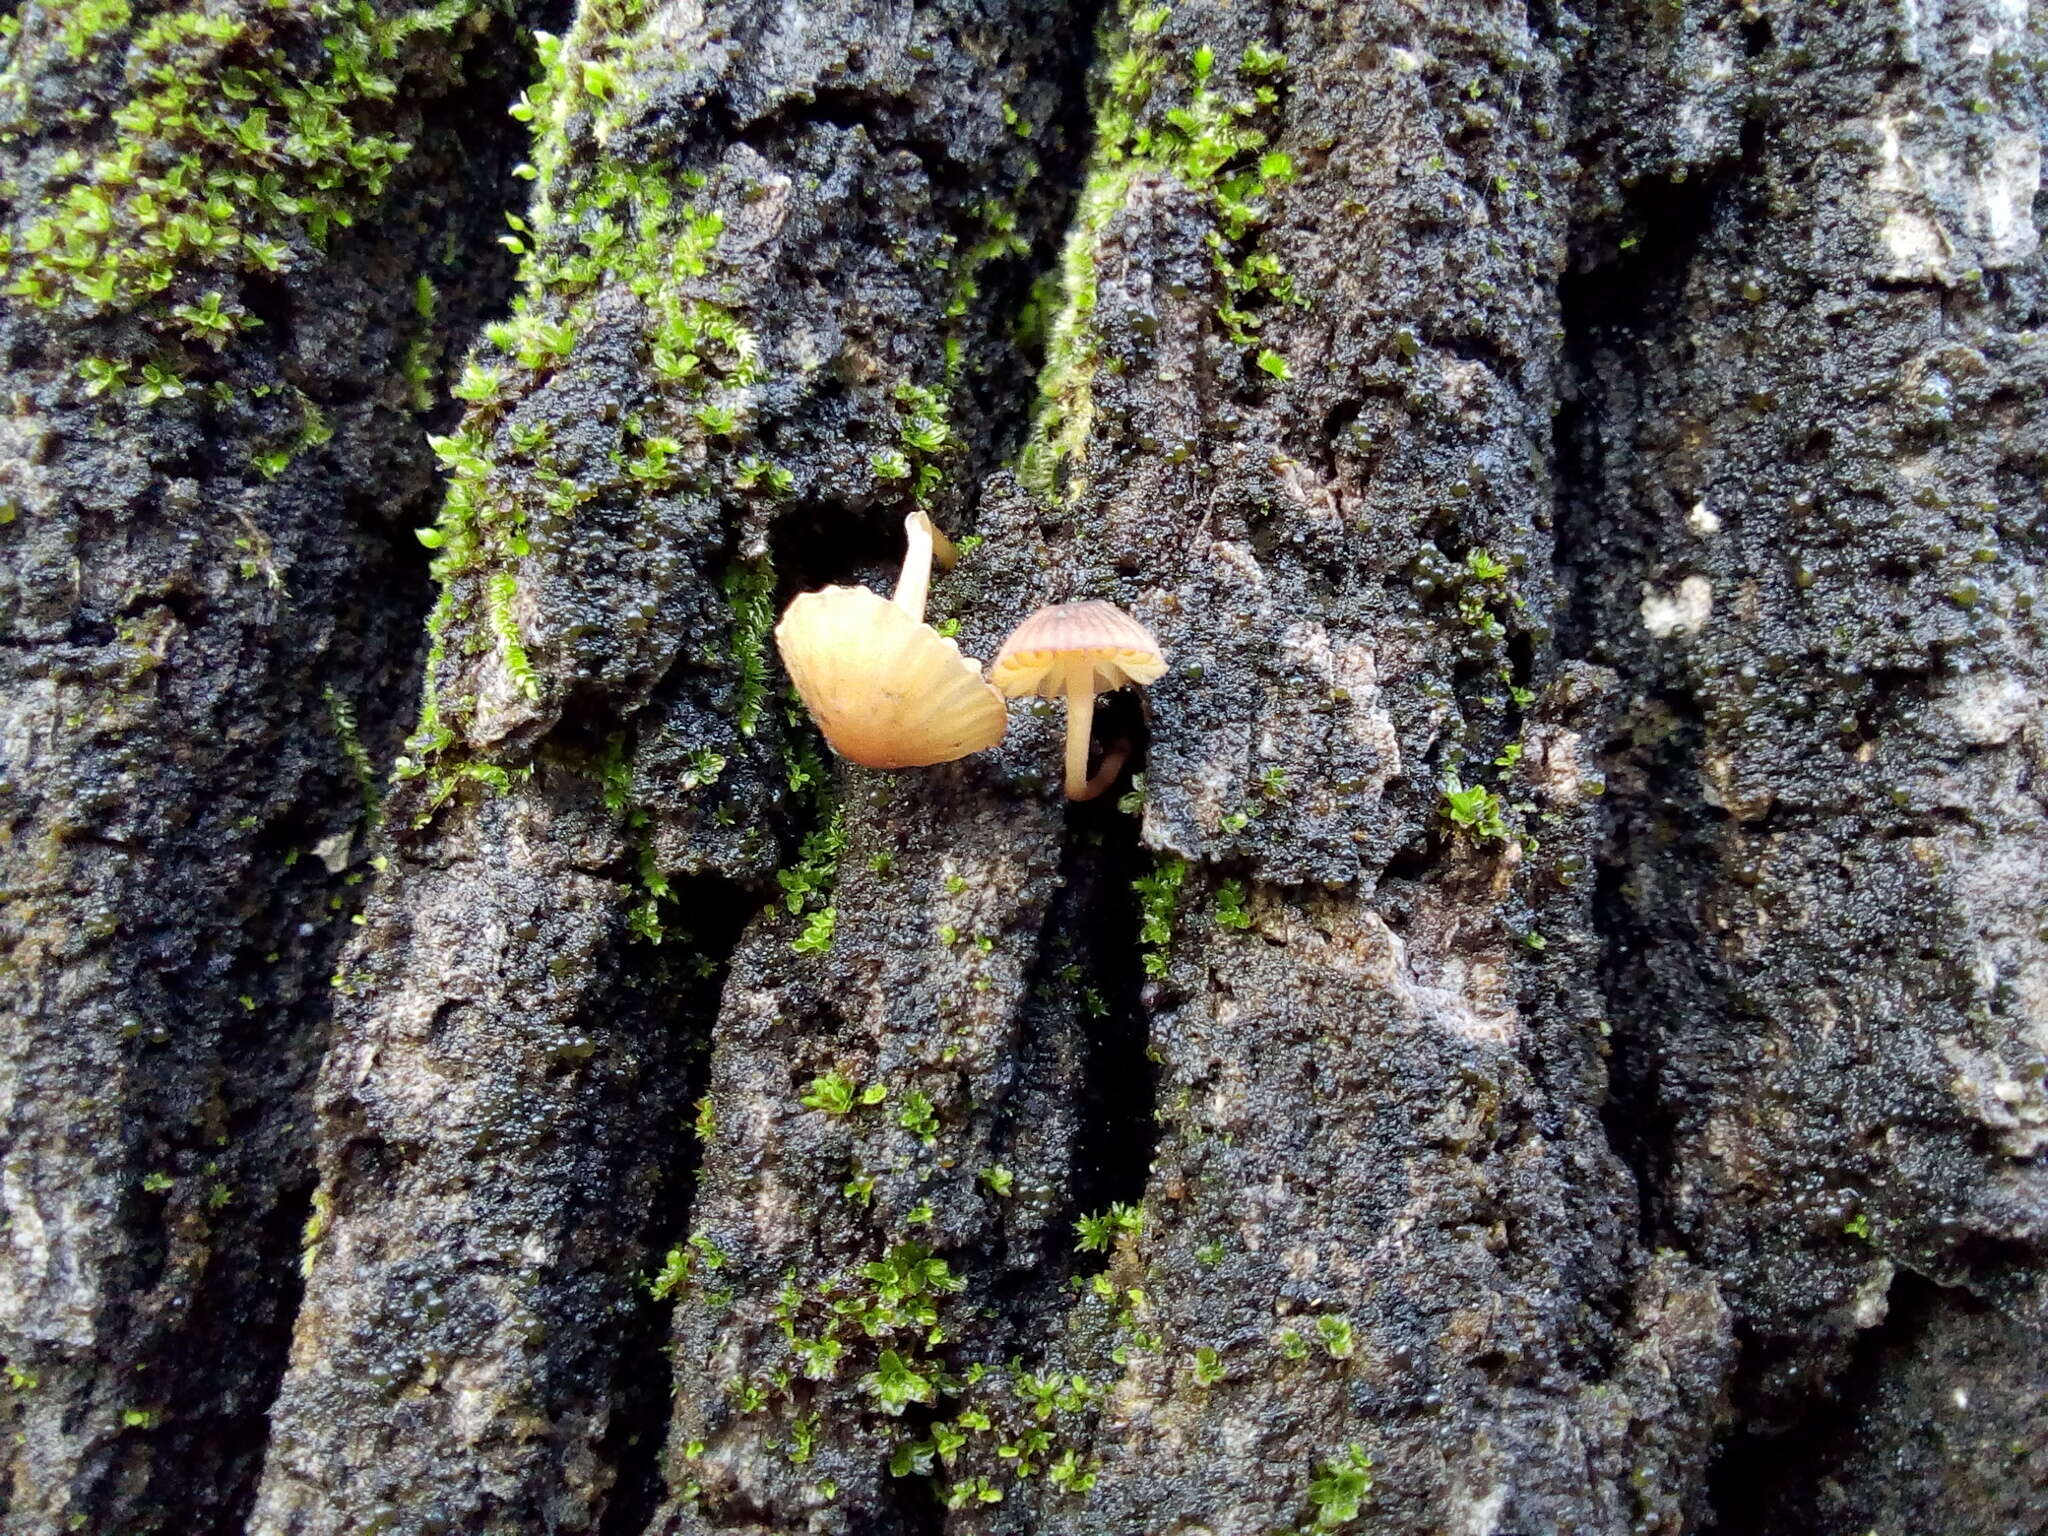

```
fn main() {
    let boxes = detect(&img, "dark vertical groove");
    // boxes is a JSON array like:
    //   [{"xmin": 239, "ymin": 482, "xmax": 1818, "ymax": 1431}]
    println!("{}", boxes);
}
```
[
  {"xmin": 1063, "ymin": 780, "xmax": 1160, "ymax": 1228},
  {"xmin": 1704, "ymin": 1269, "xmax": 1938, "ymax": 1536},
  {"xmin": 192, "ymin": 11, "xmax": 559, "ymax": 1514},
  {"xmin": 1552, "ymin": 171, "xmax": 1726, "ymax": 1254},
  {"xmin": 598, "ymin": 877, "xmax": 754, "ymax": 1536},
  {"xmin": 199, "ymin": 1178, "xmax": 317, "ymax": 1536}
]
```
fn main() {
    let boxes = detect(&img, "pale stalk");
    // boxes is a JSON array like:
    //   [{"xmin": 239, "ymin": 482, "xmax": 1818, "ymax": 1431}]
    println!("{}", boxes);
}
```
[
  {"xmin": 1064, "ymin": 661, "xmax": 1096, "ymax": 800},
  {"xmin": 1074, "ymin": 738, "xmax": 1128, "ymax": 802},
  {"xmin": 893, "ymin": 511, "xmax": 937, "ymax": 622}
]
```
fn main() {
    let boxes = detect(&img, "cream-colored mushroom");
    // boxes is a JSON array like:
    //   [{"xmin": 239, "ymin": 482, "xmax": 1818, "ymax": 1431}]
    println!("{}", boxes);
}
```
[
  {"xmin": 774, "ymin": 511, "xmax": 1006, "ymax": 769},
  {"xmin": 988, "ymin": 601, "xmax": 1165, "ymax": 800}
]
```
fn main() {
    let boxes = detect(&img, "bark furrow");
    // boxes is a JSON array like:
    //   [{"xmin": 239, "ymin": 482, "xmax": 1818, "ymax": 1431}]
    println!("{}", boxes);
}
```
[{"xmin": 0, "ymin": 2, "xmax": 540, "ymax": 1527}]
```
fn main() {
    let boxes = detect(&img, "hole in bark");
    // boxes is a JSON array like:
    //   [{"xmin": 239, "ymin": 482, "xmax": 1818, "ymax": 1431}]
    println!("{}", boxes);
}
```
[
  {"xmin": 892, "ymin": 1456, "xmax": 951, "ymax": 1536},
  {"xmin": 1705, "ymin": 1270, "xmax": 1948, "ymax": 1536},
  {"xmin": 240, "ymin": 272, "xmax": 295, "ymax": 352},
  {"xmin": 767, "ymin": 498, "xmax": 909, "ymax": 601}
]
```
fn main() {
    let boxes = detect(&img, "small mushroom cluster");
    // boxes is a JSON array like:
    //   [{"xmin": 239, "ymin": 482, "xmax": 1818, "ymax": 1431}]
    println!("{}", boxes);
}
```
[{"xmin": 773, "ymin": 511, "xmax": 1163, "ymax": 800}]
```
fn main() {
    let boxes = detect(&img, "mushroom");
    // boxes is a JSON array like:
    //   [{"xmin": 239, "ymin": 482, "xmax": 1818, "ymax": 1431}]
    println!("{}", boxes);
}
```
[
  {"xmin": 988, "ymin": 601, "xmax": 1165, "ymax": 801},
  {"xmin": 773, "ymin": 510, "xmax": 1006, "ymax": 769}
]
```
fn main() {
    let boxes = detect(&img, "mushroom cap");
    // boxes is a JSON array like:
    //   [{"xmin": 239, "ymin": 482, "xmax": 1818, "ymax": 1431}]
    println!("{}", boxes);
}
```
[
  {"xmin": 987, "ymin": 600, "xmax": 1167, "ymax": 699},
  {"xmin": 775, "ymin": 585, "xmax": 1007, "ymax": 768}
]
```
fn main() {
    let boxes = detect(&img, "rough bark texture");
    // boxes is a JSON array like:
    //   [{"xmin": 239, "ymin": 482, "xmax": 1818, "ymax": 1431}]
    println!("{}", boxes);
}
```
[
  {"xmin": 1, "ymin": 1, "xmax": 2043, "ymax": 1534},
  {"xmin": 1560, "ymin": 0, "xmax": 2048, "ymax": 1502},
  {"xmin": 0, "ymin": 1, "xmax": 541, "ymax": 1528}
]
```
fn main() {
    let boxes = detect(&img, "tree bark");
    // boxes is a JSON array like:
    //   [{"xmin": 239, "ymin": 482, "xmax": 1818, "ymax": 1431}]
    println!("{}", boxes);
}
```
[
  {"xmin": 2, "ymin": 2, "xmax": 2043, "ymax": 1535},
  {"xmin": 1, "ymin": 0, "xmax": 539, "ymax": 1527}
]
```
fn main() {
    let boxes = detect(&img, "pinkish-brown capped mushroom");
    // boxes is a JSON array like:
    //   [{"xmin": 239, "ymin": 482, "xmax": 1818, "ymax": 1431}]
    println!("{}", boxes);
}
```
[
  {"xmin": 988, "ymin": 600, "xmax": 1165, "ymax": 800},
  {"xmin": 774, "ymin": 511, "xmax": 1005, "ymax": 769}
]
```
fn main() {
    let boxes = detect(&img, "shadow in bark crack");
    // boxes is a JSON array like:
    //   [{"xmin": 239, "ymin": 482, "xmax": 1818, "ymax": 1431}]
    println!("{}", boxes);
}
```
[
  {"xmin": 176, "ymin": 1174, "xmax": 318, "ymax": 1536},
  {"xmin": 1064, "ymin": 727, "xmax": 1159, "ymax": 1231},
  {"xmin": 598, "ymin": 873, "xmax": 757, "ymax": 1536},
  {"xmin": 1705, "ymin": 1268, "xmax": 1940, "ymax": 1536}
]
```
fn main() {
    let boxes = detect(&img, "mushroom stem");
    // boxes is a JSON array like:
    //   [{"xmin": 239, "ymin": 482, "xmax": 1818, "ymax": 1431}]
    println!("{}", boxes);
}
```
[
  {"xmin": 893, "ymin": 511, "xmax": 939, "ymax": 622},
  {"xmin": 1063, "ymin": 664, "xmax": 1096, "ymax": 801},
  {"xmin": 1073, "ymin": 737, "xmax": 1130, "ymax": 803}
]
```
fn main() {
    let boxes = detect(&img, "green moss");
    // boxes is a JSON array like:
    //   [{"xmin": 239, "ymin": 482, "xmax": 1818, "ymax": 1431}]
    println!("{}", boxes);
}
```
[
  {"xmin": 1302, "ymin": 1445, "xmax": 1374, "ymax": 1531},
  {"xmin": 889, "ymin": 378, "xmax": 956, "ymax": 506},
  {"xmin": 646, "ymin": 1245, "xmax": 691, "ymax": 1301},
  {"xmin": 5, "ymin": 0, "xmax": 474, "ymax": 390},
  {"xmin": 775, "ymin": 801, "xmax": 843, "ymax": 917},
  {"xmin": 298, "ymin": 1185, "xmax": 333, "ymax": 1278},
  {"xmin": 250, "ymin": 388, "xmax": 334, "ymax": 479},
  {"xmin": 800, "ymin": 1071, "xmax": 861, "ymax": 1115},
  {"xmin": 485, "ymin": 572, "xmax": 539, "ymax": 701},
  {"xmin": 1214, "ymin": 878, "xmax": 1251, "ymax": 929},
  {"xmin": 1439, "ymin": 773, "xmax": 1509, "ymax": 844},
  {"xmin": 1133, "ymin": 853, "xmax": 1186, "ymax": 977},
  {"xmin": 391, "ymin": 18, "xmax": 770, "ymax": 806},
  {"xmin": 323, "ymin": 684, "xmax": 380, "ymax": 829},
  {"xmin": 721, "ymin": 556, "xmax": 776, "ymax": 738},
  {"xmin": 1074, "ymin": 1201, "xmax": 1143, "ymax": 1252},
  {"xmin": 978, "ymin": 1165, "xmax": 1014, "ymax": 1196},
  {"xmin": 896, "ymin": 1089, "xmax": 940, "ymax": 1146},
  {"xmin": 1016, "ymin": 3, "xmax": 1296, "ymax": 499},
  {"xmin": 1015, "ymin": 162, "xmax": 1137, "ymax": 500},
  {"xmin": 1314, "ymin": 1313, "xmax": 1354, "ymax": 1359},
  {"xmin": 943, "ymin": 193, "xmax": 1032, "ymax": 323}
]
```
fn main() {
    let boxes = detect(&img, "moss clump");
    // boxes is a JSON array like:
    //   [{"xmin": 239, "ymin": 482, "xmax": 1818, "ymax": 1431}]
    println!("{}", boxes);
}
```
[
  {"xmin": 775, "ymin": 802, "xmax": 843, "ymax": 954},
  {"xmin": 1016, "ymin": 2, "xmax": 1298, "ymax": 499},
  {"xmin": 1015, "ymin": 162, "xmax": 1139, "ymax": 499},
  {"xmin": 322, "ymin": 684, "xmax": 380, "ymax": 830},
  {"xmin": 1438, "ymin": 773, "xmax": 1509, "ymax": 844},
  {"xmin": 1213, "ymin": 878, "xmax": 1251, "ymax": 929},
  {"xmin": 3, "ymin": 0, "xmax": 477, "ymax": 387},
  {"xmin": 298, "ymin": 1185, "xmax": 334, "ymax": 1278},
  {"xmin": 1133, "ymin": 853, "xmax": 1187, "ymax": 977},
  {"xmin": 722, "ymin": 557, "xmax": 776, "ymax": 738},
  {"xmin": 1300, "ymin": 1444, "xmax": 1374, "ymax": 1531}
]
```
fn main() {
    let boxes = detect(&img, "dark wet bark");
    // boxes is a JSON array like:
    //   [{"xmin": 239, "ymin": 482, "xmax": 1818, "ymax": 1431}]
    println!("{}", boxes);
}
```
[
  {"xmin": 1, "ymin": 2, "xmax": 2042, "ymax": 1535},
  {"xmin": 0, "ymin": 0, "xmax": 543, "ymax": 1529}
]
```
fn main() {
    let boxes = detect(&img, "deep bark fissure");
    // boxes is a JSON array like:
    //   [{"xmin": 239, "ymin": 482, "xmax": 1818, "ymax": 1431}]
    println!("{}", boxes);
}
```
[
  {"xmin": 191, "ymin": 1173, "xmax": 318, "ymax": 1536},
  {"xmin": 1704, "ymin": 1267, "xmax": 1942, "ymax": 1536},
  {"xmin": 180, "ymin": 30, "xmax": 558, "ymax": 1510},
  {"xmin": 990, "ymin": 785, "xmax": 1160, "ymax": 1307},
  {"xmin": 1553, "ymin": 171, "xmax": 1733, "ymax": 1262},
  {"xmin": 1062, "ymin": 795, "xmax": 1160, "ymax": 1232},
  {"xmin": 596, "ymin": 876, "xmax": 754, "ymax": 1536}
]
